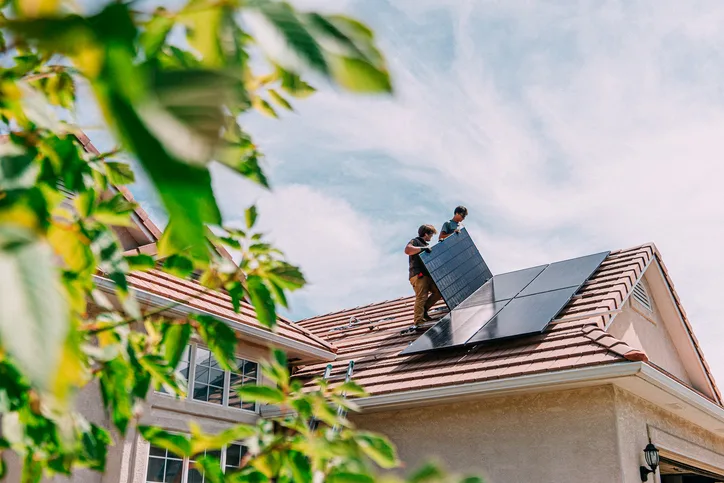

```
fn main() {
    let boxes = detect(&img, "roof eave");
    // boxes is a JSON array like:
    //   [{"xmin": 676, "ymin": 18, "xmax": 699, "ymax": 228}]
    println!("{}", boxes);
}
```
[{"xmin": 94, "ymin": 275, "xmax": 337, "ymax": 362}]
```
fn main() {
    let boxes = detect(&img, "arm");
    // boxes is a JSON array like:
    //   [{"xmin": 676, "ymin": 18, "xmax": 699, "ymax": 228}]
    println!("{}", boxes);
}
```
[
  {"xmin": 439, "ymin": 231, "xmax": 450, "ymax": 241},
  {"xmin": 405, "ymin": 242, "xmax": 426, "ymax": 255}
]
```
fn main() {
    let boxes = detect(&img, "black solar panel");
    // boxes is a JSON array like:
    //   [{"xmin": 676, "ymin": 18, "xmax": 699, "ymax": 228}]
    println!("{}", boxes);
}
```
[
  {"xmin": 466, "ymin": 286, "xmax": 578, "ymax": 344},
  {"xmin": 401, "ymin": 248, "xmax": 611, "ymax": 356},
  {"xmin": 518, "ymin": 252, "xmax": 609, "ymax": 297},
  {"xmin": 419, "ymin": 228, "xmax": 493, "ymax": 311}
]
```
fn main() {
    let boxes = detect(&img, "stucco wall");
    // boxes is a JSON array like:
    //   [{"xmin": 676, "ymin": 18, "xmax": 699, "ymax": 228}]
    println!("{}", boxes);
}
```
[
  {"xmin": 351, "ymin": 386, "xmax": 623, "ymax": 483},
  {"xmin": 613, "ymin": 387, "xmax": 724, "ymax": 482},
  {"xmin": 608, "ymin": 283, "xmax": 691, "ymax": 385}
]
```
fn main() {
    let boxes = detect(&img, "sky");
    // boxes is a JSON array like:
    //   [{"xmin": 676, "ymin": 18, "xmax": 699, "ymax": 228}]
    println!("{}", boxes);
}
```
[{"xmin": 81, "ymin": 1, "xmax": 724, "ymax": 382}]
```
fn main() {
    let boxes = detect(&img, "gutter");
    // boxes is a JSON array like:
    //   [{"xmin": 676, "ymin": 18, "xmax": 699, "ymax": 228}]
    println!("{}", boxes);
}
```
[
  {"xmin": 262, "ymin": 362, "xmax": 643, "ymax": 417},
  {"xmin": 354, "ymin": 362, "xmax": 642, "ymax": 411},
  {"xmin": 94, "ymin": 275, "xmax": 337, "ymax": 362}
]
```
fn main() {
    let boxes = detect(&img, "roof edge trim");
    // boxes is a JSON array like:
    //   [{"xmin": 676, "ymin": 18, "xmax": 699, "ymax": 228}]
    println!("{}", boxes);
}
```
[
  {"xmin": 352, "ymin": 362, "xmax": 642, "ymax": 411},
  {"xmin": 94, "ymin": 275, "xmax": 336, "ymax": 361}
]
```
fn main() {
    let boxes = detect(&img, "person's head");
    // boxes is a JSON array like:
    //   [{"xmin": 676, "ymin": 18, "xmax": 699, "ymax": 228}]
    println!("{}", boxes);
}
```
[
  {"xmin": 418, "ymin": 224, "xmax": 437, "ymax": 241},
  {"xmin": 452, "ymin": 205, "xmax": 468, "ymax": 222}
]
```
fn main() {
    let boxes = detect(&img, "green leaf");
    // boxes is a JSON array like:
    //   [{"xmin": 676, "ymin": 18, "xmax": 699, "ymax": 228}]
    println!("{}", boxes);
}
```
[
  {"xmin": 162, "ymin": 323, "xmax": 191, "ymax": 368},
  {"xmin": 354, "ymin": 432, "xmax": 399, "ymax": 469},
  {"xmin": 99, "ymin": 357, "xmax": 134, "ymax": 434},
  {"xmin": 245, "ymin": 205, "xmax": 258, "ymax": 229},
  {"xmin": 267, "ymin": 264, "xmax": 305, "ymax": 290},
  {"xmin": 22, "ymin": 453, "xmax": 42, "ymax": 483},
  {"xmin": 226, "ymin": 280, "xmax": 245, "ymax": 312},
  {"xmin": 458, "ymin": 478, "xmax": 485, "ymax": 483},
  {"xmin": 194, "ymin": 315, "xmax": 236, "ymax": 371},
  {"xmin": 278, "ymin": 68, "xmax": 316, "ymax": 98},
  {"xmin": 253, "ymin": 98, "xmax": 277, "ymax": 118},
  {"xmin": 141, "ymin": 7, "xmax": 174, "ymax": 58},
  {"xmin": 408, "ymin": 463, "xmax": 444, "ymax": 483},
  {"xmin": 235, "ymin": 385, "xmax": 285, "ymax": 405},
  {"xmin": 0, "ymin": 226, "xmax": 68, "ymax": 392},
  {"xmin": 334, "ymin": 380, "xmax": 367, "ymax": 397},
  {"xmin": 79, "ymin": 424, "xmax": 112, "ymax": 471},
  {"xmin": 194, "ymin": 456, "xmax": 225, "ymax": 483},
  {"xmin": 125, "ymin": 253, "xmax": 156, "ymax": 270},
  {"xmin": 139, "ymin": 426, "xmax": 192, "ymax": 457},
  {"xmin": 326, "ymin": 472, "xmax": 375, "ymax": 483},
  {"xmin": 268, "ymin": 89, "xmax": 293, "ymax": 111},
  {"xmin": 287, "ymin": 451, "xmax": 311, "ymax": 482},
  {"xmin": 94, "ymin": 193, "xmax": 136, "ymax": 226},
  {"xmin": 104, "ymin": 161, "xmax": 135, "ymax": 185},
  {"xmin": 329, "ymin": 56, "xmax": 392, "ymax": 93},
  {"xmin": 180, "ymin": 3, "xmax": 224, "ymax": 68},
  {"xmin": 246, "ymin": 275, "xmax": 276, "ymax": 329},
  {"xmin": 251, "ymin": 2, "xmax": 328, "ymax": 75},
  {"xmin": 162, "ymin": 254, "xmax": 194, "ymax": 278},
  {"xmin": 188, "ymin": 423, "xmax": 255, "ymax": 454}
]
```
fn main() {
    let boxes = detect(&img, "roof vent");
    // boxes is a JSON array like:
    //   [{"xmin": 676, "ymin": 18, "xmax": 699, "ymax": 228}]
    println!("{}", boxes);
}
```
[{"xmin": 632, "ymin": 282, "xmax": 653, "ymax": 312}]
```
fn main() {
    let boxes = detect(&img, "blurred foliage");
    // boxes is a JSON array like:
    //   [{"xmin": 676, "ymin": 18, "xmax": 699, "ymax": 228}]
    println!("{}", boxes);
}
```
[{"xmin": 0, "ymin": 0, "xmax": 482, "ymax": 482}]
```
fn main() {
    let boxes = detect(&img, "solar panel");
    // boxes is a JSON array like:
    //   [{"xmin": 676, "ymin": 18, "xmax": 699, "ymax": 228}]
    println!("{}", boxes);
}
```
[
  {"xmin": 466, "ymin": 286, "xmax": 578, "ymax": 344},
  {"xmin": 400, "ymin": 300, "xmax": 508, "ymax": 355},
  {"xmin": 420, "ymin": 228, "xmax": 493, "ymax": 310},
  {"xmin": 518, "ymin": 252, "xmax": 609, "ymax": 297},
  {"xmin": 401, "ymin": 248, "xmax": 611, "ymax": 356}
]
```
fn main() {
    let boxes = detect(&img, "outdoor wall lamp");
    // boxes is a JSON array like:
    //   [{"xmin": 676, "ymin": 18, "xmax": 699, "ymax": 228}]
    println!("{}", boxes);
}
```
[{"xmin": 640, "ymin": 443, "xmax": 660, "ymax": 481}]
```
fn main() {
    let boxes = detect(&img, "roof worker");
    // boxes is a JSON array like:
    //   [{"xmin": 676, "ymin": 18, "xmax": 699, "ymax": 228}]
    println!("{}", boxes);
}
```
[
  {"xmin": 404, "ymin": 224, "xmax": 442, "ymax": 328},
  {"xmin": 439, "ymin": 205, "xmax": 468, "ymax": 241}
]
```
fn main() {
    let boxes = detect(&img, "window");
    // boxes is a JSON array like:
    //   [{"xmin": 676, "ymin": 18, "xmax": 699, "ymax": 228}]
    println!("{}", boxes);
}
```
[
  {"xmin": 228, "ymin": 357, "xmax": 258, "ymax": 412},
  {"xmin": 146, "ymin": 445, "xmax": 183, "ymax": 483},
  {"xmin": 158, "ymin": 343, "xmax": 259, "ymax": 413},
  {"xmin": 146, "ymin": 444, "xmax": 246, "ymax": 483},
  {"xmin": 193, "ymin": 348, "xmax": 225, "ymax": 405}
]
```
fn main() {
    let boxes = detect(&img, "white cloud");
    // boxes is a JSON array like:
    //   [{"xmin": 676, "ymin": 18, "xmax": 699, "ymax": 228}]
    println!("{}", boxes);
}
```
[
  {"xmin": 210, "ymin": 168, "xmax": 404, "ymax": 315},
  {"xmin": 245, "ymin": 0, "xmax": 724, "ymax": 380}
]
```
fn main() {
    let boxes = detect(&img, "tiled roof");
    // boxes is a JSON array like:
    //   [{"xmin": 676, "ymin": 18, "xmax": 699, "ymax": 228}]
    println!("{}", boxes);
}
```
[
  {"xmin": 294, "ymin": 244, "xmax": 720, "ymax": 402},
  {"xmin": 120, "ymin": 269, "xmax": 336, "ymax": 355}
]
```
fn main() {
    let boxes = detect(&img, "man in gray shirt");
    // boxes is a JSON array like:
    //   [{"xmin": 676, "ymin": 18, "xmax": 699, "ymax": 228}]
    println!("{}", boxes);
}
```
[{"xmin": 439, "ymin": 206, "xmax": 468, "ymax": 241}]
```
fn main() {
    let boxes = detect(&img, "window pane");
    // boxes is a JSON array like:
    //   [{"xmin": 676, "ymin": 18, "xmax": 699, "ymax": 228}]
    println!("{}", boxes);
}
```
[
  {"xmin": 243, "ymin": 361, "xmax": 257, "ymax": 378},
  {"xmin": 187, "ymin": 468, "xmax": 204, "ymax": 483},
  {"xmin": 242, "ymin": 401, "xmax": 256, "ymax": 412},
  {"xmin": 149, "ymin": 445, "xmax": 167, "ymax": 457},
  {"xmin": 207, "ymin": 384, "xmax": 223, "ymax": 405},
  {"xmin": 164, "ymin": 458, "xmax": 183, "ymax": 483},
  {"xmin": 193, "ymin": 384, "xmax": 209, "ymax": 402},
  {"xmin": 196, "ymin": 347, "xmax": 211, "ymax": 366},
  {"xmin": 209, "ymin": 369, "xmax": 225, "ymax": 387},
  {"xmin": 225, "ymin": 444, "xmax": 247, "ymax": 470},
  {"xmin": 146, "ymin": 457, "xmax": 165, "ymax": 482},
  {"xmin": 229, "ymin": 360, "xmax": 258, "ymax": 411},
  {"xmin": 195, "ymin": 366, "xmax": 209, "ymax": 384}
]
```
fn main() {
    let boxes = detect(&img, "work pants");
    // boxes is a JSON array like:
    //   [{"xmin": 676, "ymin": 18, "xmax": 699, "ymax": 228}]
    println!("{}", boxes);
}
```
[{"xmin": 409, "ymin": 275, "xmax": 442, "ymax": 325}]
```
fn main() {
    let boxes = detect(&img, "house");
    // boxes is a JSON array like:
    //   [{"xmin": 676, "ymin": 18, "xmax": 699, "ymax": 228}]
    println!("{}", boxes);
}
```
[
  {"xmin": 293, "ymin": 244, "xmax": 724, "ymax": 483},
  {"xmin": 7, "ymin": 134, "xmax": 724, "ymax": 482}
]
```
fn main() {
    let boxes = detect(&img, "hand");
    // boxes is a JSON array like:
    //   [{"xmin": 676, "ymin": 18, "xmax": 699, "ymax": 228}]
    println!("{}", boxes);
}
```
[{"xmin": 421, "ymin": 246, "xmax": 432, "ymax": 253}]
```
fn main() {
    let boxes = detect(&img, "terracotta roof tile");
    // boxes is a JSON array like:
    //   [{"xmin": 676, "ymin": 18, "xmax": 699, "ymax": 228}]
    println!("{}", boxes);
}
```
[{"xmin": 294, "ymin": 244, "xmax": 718, "ymax": 401}]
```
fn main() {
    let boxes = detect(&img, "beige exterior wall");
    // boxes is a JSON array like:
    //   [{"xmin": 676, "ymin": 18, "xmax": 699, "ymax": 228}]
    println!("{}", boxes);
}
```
[
  {"xmin": 608, "ymin": 279, "xmax": 692, "ymax": 385},
  {"xmin": 352, "ymin": 386, "xmax": 624, "ymax": 483},
  {"xmin": 614, "ymin": 387, "xmax": 724, "ymax": 482}
]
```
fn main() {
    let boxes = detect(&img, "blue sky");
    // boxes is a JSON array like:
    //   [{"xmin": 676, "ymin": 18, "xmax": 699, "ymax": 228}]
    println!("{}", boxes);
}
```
[{"xmin": 81, "ymin": 1, "xmax": 724, "ymax": 382}]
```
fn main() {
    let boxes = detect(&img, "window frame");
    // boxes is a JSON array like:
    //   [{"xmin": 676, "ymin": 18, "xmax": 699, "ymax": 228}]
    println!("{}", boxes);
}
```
[
  {"xmin": 146, "ymin": 442, "xmax": 247, "ymax": 483},
  {"xmin": 157, "ymin": 341, "xmax": 259, "ymax": 414}
]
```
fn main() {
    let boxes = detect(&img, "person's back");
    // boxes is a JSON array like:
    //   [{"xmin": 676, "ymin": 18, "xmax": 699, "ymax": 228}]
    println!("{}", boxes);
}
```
[{"xmin": 439, "ymin": 205, "xmax": 468, "ymax": 241}]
